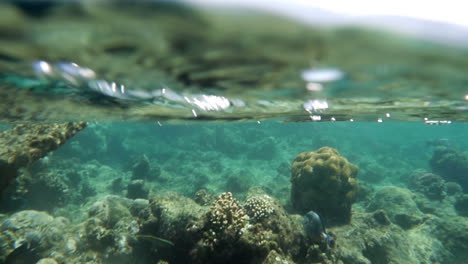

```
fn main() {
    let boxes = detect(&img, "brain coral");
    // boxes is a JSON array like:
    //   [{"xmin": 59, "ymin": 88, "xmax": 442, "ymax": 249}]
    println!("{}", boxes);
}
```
[{"xmin": 291, "ymin": 147, "xmax": 358, "ymax": 224}]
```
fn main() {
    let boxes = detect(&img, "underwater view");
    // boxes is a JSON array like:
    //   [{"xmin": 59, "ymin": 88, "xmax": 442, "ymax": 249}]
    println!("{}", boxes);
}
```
[{"xmin": 0, "ymin": 1, "xmax": 468, "ymax": 264}]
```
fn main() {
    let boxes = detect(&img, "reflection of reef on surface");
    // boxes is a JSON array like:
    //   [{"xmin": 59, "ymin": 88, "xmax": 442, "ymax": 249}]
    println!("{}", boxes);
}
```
[{"xmin": 2, "ymin": 2, "xmax": 468, "ymax": 122}]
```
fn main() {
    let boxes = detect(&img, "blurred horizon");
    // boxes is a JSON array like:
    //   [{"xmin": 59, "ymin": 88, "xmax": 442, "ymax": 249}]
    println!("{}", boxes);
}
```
[{"xmin": 189, "ymin": 0, "xmax": 468, "ymax": 44}]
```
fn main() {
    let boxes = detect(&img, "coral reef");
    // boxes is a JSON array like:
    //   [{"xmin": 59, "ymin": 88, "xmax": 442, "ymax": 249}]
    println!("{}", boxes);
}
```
[
  {"xmin": 291, "ymin": 147, "xmax": 359, "ymax": 224},
  {"xmin": 188, "ymin": 190, "xmax": 307, "ymax": 264},
  {"xmin": 366, "ymin": 186, "xmax": 425, "ymax": 229},
  {"xmin": 194, "ymin": 189, "xmax": 217, "ymax": 206},
  {"xmin": 0, "ymin": 122, "xmax": 87, "ymax": 197},
  {"xmin": 427, "ymin": 216, "xmax": 468, "ymax": 264},
  {"xmin": 131, "ymin": 155, "xmax": 152, "ymax": 181},
  {"xmin": 430, "ymin": 146, "xmax": 468, "ymax": 192},
  {"xmin": 1, "ymin": 186, "xmax": 467, "ymax": 264},
  {"xmin": 408, "ymin": 170, "xmax": 447, "ymax": 200},
  {"xmin": 127, "ymin": 180, "xmax": 149, "ymax": 199},
  {"xmin": 4, "ymin": 163, "xmax": 99, "ymax": 212},
  {"xmin": 1, "ymin": 122, "xmax": 468, "ymax": 264},
  {"xmin": 0, "ymin": 210, "xmax": 71, "ymax": 263},
  {"xmin": 454, "ymin": 194, "xmax": 468, "ymax": 217},
  {"xmin": 243, "ymin": 195, "xmax": 275, "ymax": 223},
  {"xmin": 149, "ymin": 192, "xmax": 207, "ymax": 263},
  {"xmin": 445, "ymin": 182, "xmax": 463, "ymax": 196},
  {"xmin": 199, "ymin": 192, "xmax": 249, "ymax": 248},
  {"xmin": 330, "ymin": 208, "xmax": 451, "ymax": 264},
  {"xmin": 18, "ymin": 170, "xmax": 69, "ymax": 210}
]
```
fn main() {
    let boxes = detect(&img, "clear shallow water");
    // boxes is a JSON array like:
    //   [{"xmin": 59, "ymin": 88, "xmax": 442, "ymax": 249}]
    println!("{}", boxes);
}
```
[
  {"xmin": 2, "ymin": 121, "xmax": 468, "ymax": 263},
  {"xmin": 0, "ymin": 2, "xmax": 468, "ymax": 264}
]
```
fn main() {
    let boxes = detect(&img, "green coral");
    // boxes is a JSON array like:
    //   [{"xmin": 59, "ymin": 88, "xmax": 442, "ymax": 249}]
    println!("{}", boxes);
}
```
[{"xmin": 291, "ymin": 147, "xmax": 358, "ymax": 224}]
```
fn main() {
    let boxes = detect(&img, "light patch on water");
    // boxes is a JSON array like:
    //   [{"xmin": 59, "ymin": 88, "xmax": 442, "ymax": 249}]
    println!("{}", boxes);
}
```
[
  {"xmin": 303, "ymin": 99, "xmax": 329, "ymax": 113},
  {"xmin": 301, "ymin": 68, "xmax": 344, "ymax": 83},
  {"xmin": 31, "ymin": 60, "xmax": 237, "ymax": 115}
]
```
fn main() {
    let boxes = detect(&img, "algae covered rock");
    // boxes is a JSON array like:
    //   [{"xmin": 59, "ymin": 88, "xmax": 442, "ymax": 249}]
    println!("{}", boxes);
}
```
[
  {"xmin": 127, "ymin": 179, "xmax": 149, "ymax": 199},
  {"xmin": 0, "ymin": 210, "xmax": 70, "ymax": 263},
  {"xmin": 454, "ymin": 194, "xmax": 468, "ymax": 216},
  {"xmin": 0, "ymin": 122, "xmax": 87, "ymax": 196},
  {"xmin": 427, "ymin": 216, "xmax": 468, "ymax": 264},
  {"xmin": 408, "ymin": 171, "xmax": 446, "ymax": 200},
  {"xmin": 366, "ymin": 186, "xmax": 425, "ymax": 229},
  {"xmin": 149, "ymin": 192, "xmax": 207, "ymax": 263},
  {"xmin": 430, "ymin": 146, "xmax": 468, "ymax": 192},
  {"xmin": 291, "ymin": 147, "xmax": 358, "ymax": 224},
  {"xmin": 330, "ymin": 209, "xmax": 449, "ymax": 264}
]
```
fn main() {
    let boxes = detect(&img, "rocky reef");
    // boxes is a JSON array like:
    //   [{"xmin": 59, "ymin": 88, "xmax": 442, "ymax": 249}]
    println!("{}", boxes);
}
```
[
  {"xmin": 2, "ymin": 185, "xmax": 467, "ymax": 264},
  {"xmin": 430, "ymin": 146, "xmax": 468, "ymax": 192},
  {"xmin": 0, "ymin": 122, "xmax": 87, "ymax": 198},
  {"xmin": 407, "ymin": 170, "xmax": 447, "ymax": 200},
  {"xmin": 1, "ymin": 123, "xmax": 467, "ymax": 264},
  {"xmin": 291, "ymin": 147, "xmax": 359, "ymax": 224}
]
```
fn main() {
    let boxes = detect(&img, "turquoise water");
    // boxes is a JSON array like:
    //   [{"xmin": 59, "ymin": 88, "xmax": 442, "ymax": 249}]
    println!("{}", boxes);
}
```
[
  {"xmin": 1, "ymin": 121, "xmax": 468, "ymax": 263},
  {"xmin": 1, "ymin": 2, "xmax": 468, "ymax": 264}
]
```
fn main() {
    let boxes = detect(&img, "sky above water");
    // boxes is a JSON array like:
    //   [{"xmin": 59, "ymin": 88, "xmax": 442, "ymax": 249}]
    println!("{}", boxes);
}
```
[{"xmin": 190, "ymin": 0, "xmax": 468, "ymax": 27}]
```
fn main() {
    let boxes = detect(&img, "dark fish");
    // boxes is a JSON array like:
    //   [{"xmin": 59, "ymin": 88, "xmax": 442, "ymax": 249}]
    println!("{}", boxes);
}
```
[
  {"xmin": 4, "ymin": 242, "xmax": 40, "ymax": 264},
  {"xmin": 303, "ymin": 211, "xmax": 335, "ymax": 248},
  {"xmin": 303, "ymin": 211, "xmax": 325, "ymax": 241}
]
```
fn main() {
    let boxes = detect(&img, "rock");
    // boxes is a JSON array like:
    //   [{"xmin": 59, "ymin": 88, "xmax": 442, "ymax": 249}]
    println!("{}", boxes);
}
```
[
  {"xmin": 426, "ymin": 216, "xmax": 468, "ymax": 264},
  {"xmin": 19, "ymin": 170, "xmax": 69, "ymax": 210},
  {"xmin": 194, "ymin": 189, "xmax": 217, "ymax": 206},
  {"xmin": 36, "ymin": 258, "xmax": 59, "ymax": 264},
  {"xmin": 366, "ymin": 186, "xmax": 424, "ymax": 229},
  {"xmin": 331, "ymin": 209, "xmax": 450, "ymax": 264},
  {"xmin": 291, "ymin": 147, "xmax": 358, "ymax": 224},
  {"xmin": 446, "ymin": 182, "xmax": 463, "ymax": 196},
  {"xmin": 408, "ymin": 170, "xmax": 446, "ymax": 200},
  {"xmin": 88, "ymin": 195, "xmax": 133, "ymax": 228},
  {"xmin": 131, "ymin": 155, "xmax": 151, "ymax": 180},
  {"xmin": 262, "ymin": 250, "xmax": 296, "ymax": 264},
  {"xmin": 412, "ymin": 193, "xmax": 457, "ymax": 217},
  {"xmin": 0, "ymin": 122, "xmax": 87, "ymax": 197},
  {"xmin": 150, "ymin": 192, "xmax": 207, "ymax": 263},
  {"xmin": 393, "ymin": 213, "xmax": 423, "ymax": 230},
  {"xmin": 0, "ymin": 210, "xmax": 70, "ymax": 263},
  {"xmin": 109, "ymin": 177, "xmax": 125, "ymax": 194},
  {"xmin": 372, "ymin": 210, "xmax": 391, "ymax": 226},
  {"xmin": 454, "ymin": 194, "xmax": 468, "ymax": 217},
  {"xmin": 127, "ymin": 180, "xmax": 149, "ymax": 199},
  {"xmin": 430, "ymin": 146, "xmax": 468, "ymax": 192}
]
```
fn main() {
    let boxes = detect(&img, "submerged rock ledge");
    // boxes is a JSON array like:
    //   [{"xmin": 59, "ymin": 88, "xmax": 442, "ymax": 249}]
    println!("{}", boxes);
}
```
[{"xmin": 0, "ymin": 122, "xmax": 87, "ymax": 196}]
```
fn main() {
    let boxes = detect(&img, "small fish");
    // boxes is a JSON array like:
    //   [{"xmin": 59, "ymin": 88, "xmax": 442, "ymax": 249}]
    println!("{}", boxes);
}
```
[{"xmin": 135, "ymin": 235, "xmax": 175, "ymax": 248}]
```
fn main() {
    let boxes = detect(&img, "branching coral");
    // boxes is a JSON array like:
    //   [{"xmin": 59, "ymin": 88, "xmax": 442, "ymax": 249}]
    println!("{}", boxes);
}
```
[
  {"xmin": 202, "ymin": 192, "xmax": 248, "ymax": 247},
  {"xmin": 243, "ymin": 195, "xmax": 275, "ymax": 223}
]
